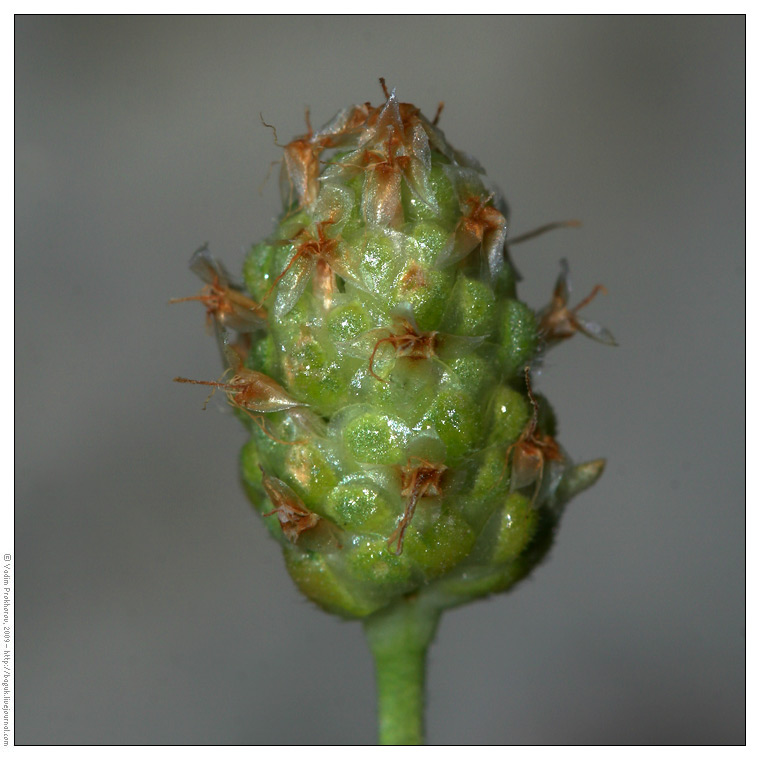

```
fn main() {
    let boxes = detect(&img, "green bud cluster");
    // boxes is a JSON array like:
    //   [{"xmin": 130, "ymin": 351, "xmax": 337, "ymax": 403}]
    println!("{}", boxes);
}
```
[{"xmin": 177, "ymin": 84, "xmax": 614, "ymax": 621}]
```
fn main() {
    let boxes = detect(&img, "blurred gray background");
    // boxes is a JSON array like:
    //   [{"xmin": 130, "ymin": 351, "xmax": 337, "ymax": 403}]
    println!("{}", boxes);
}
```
[{"xmin": 15, "ymin": 15, "xmax": 744, "ymax": 745}]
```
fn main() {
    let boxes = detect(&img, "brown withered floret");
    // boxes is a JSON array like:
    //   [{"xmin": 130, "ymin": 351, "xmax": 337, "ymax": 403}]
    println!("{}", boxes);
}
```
[
  {"xmin": 260, "ymin": 468, "xmax": 342, "ymax": 550},
  {"xmin": 279, "ymin": 103, "xmax": 382, "ymax": 209},
  {"xmin": 329, "ymin": 102, "xmax": 375, "ymax": 138},
  {"xmin": 538, "ymin": 259, "xmax": 617, "ymax": 347},
  {"xmin": 281, "ymin": 109, "xmax": 321, "ymax": 209},
  {"xmin": 434, "ymin": 191, "xmax": 508, "ymax": 281},
  {"xmin": 326, "ymin": 82, "xmax": 435, "ymax": 227},
  {"xmin": 173, "ymin": 350, "xmax": 306, "ymax": 444},
  {"xmin": 273, "ymin": 80, "xmax": 445, "ymax": 221},
  {"xmin": 360, "ymin": 131, "xmax": 412, "ymax": 227},
  {"xmin": 260, "ymin": 468, "xmax": 321, "ymax": 543},
  {"xmin": 260, "ymin": 217, "xmax": 350, "ymax": 314},
  {"xmin": 368, "ymin": 317, "xmax": 439, "ymax": 382},
  {"xmin": 504, "ymin": 367, "xmax": 564, "ymax": 504},
  {"xmin": 389, "ymin": 458, "xmax": 447, "ymax": 555},
  {"xmin": 457, "ymin": 195, "xmax": 507, "ymax": 260},
  {"xmin": 170, "ymin": 247, "xmax": 266, "ymax": 332},
  {"xmin": 333, "ymin": 124, "xmax": 424, "ymax": 226}
]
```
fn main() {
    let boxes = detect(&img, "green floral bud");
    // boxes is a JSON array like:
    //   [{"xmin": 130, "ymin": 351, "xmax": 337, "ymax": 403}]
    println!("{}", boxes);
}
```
[{"xmin": 176, "ymin": 82, "xmax": 614, "ymax": 745}]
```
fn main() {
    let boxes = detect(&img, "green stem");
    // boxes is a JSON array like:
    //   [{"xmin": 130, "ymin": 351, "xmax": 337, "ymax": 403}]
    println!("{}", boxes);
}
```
[{"xmin": 363, "ymin": 596, "xmax": 442, "ymax": 745}]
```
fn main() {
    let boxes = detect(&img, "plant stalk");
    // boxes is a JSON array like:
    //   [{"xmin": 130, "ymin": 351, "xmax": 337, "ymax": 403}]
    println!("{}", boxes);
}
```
[{"xmin": 363, "ymin": 596, "xmax": 442, "ymax": 745}]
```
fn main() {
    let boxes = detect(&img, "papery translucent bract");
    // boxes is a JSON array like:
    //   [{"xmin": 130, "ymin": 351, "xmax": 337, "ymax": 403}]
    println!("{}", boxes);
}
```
[
  {"xmin": 364, "ymin": 161, "xmax": 404, "ymax": 228},
  {"xmin": 417, "ymin": 114, "xmax": 485, "ymax": 173},
  {"xmin": 403, "ymin": 121, "xmax": 437, "ymax": 214},
  {"xmin": 271, "ymin": 249, "xmax": 315, "ymax": 320},
  {"xmin": 311, "ymin": 182, "xmax": 355, "ymax": 232},
  {"xmin": 451, "ymin": 196, "xmax": 507, "ymax": 280},
  {"xmin": 368, "ymin": 87, "xmax": 404, "ymax": 147},
  {"xmin": 314, "ymin": 102, "xmax": 374, "ymax": 148}
]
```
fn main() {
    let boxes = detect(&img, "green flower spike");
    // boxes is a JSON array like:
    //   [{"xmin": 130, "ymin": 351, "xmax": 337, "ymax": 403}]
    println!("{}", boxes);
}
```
[{"xmin": 175, "ymin": 80, "xmax": 614, "ymax": 745}]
